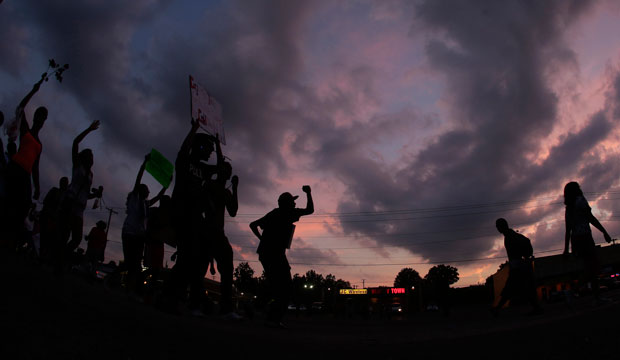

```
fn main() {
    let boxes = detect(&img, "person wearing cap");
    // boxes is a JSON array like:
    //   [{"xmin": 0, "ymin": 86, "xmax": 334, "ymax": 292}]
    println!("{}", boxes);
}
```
[{"xmin": 250, "ymin": 185, "xmax": 314, "ymax": 327}]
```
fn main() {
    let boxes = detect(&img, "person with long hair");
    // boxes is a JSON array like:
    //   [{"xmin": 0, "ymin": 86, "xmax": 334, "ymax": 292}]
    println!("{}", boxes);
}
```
[
  {"xmin": 563, "ymin": 181, "xmax": 612, "ymax": 302},
  {"xmin": 61, "ymin": 120, "xmax": 102, "ymax": 253}
]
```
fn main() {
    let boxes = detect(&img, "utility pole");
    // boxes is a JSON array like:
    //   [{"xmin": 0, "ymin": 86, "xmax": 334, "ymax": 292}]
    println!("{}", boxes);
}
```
[
  {"xmin": 105, "ymin": 207, "xmax": 118, "ymax": 238},
  {"xmin": 362, "ymin": 279, "xmax": 365, "ymax": 288}
]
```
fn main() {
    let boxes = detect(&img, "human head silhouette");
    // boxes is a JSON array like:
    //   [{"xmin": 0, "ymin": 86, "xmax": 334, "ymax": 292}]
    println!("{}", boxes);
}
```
[
  {"xmin": 496, "ymin": 218, "xmax": 509, "ymax": 234},
  {"xmin": 138, "ymin": 183, "xmax": 150, "ymax": 199},
  {"xmin": 96, "ymin": 220, "xmax": 107, "ymax": 230},
  {"xmin": 79, "ymin": 148, "xmax": 94, "ymax": 169},
  {"xmin": 563, "ymin": 182, "xmax": 583, "ymax": 206},
  {"xmin": 278, "ymin": 192, "xmax": 298, "ymax": 210},
  {"xmin": 59, "ymin": 176, "xmax": 69, "ymax": 191}
]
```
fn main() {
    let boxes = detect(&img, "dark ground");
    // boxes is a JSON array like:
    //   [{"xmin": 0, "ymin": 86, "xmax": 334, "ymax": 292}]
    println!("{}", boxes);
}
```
[{"xmin": 2, "ymin": 252, "xmax": 620, "ymax": 360}]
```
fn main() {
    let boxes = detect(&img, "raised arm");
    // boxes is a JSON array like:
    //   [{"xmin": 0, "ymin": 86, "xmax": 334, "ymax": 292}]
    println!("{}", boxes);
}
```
[
  {"xmin": 133, "ymin": 154, "xmax": 149, "ymax": 193},
  {"xmin": 299, "ymin": 185, "xmax": 314, "ymax": 216},
  {"xmin": 180, "ymin": 119, "xmax": 200, "ymax": 156},
  {"xmin": 72, "ymin": 120, "xmax": 100, "ymax": 164},
  {"xmin": 148, "ymin": 182, "xmax": 169, "ymax": 207},
  {"xmin": 17, "ymin": 78, "xmax": 44, "ymax": 137}
]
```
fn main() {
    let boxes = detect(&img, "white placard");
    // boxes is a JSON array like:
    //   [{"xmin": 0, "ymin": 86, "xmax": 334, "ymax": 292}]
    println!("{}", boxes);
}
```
[{"xmin": 189, "ymin": 75, "xmax": 226, "ymax": 144}]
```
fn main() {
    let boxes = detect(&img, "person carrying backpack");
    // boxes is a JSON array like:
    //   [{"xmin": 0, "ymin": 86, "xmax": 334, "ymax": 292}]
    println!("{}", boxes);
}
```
[{"xmin": 492, "ymin": 218, "xmax": 541, "ymax": 316}]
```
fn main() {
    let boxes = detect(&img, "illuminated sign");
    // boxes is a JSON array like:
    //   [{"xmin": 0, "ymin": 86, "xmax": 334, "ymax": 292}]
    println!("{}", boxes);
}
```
[
  {"xmin": 339, "ymin": 289, "xmax": 368, "ymax": 295},
  {"xmin": 369, "ymin": 287, "xmax": 406, "ymax": 295}
]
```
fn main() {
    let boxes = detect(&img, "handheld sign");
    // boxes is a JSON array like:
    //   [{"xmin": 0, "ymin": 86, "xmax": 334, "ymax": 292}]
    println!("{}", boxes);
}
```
[
  {"xmin": 189, "ymin": 75, "xmax": 226, "ymax": 144},
  {"xmin": 145, "ymin": 148, "xmax": 174, "ymax": 188}
]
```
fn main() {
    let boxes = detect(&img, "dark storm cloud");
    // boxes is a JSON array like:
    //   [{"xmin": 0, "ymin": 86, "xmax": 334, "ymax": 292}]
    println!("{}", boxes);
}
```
[
  {"xmin": 317, "ymin": 0, "xmax": 620, "ymax": 262},
  {"xmin": 5, "ymin": 1, "xmax": 324, "ymax": 207},
  {"xmin": 5, "ymin": 0, "xmax": 619, "ymax": 272},
  {"xmin": 0, "ymin": 4, "xmax": 30, "ymax": 77},
  {"xmin": 140, "ymin": 0, "xmax": 323, "ymax": 206},
  {"xmin": 2, "ymin": 1, "xmax": 340, "ymax": 264}
]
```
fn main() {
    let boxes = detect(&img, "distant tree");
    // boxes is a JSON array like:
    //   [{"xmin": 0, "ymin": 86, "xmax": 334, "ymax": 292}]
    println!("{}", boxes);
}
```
[
  {"xmin": 394, "ymin": 267, "xmax": 423, "ymax": 289},
  {"xmin": 424, "ymin": 264, "xmax": 459, "ymax": 287},
  {"xmin": 233, "ymin": 262, "xmax": 256, "ymax": 294},
  {"xmin": 304, "ymin": 269, "xmax": 324, "ymax": 287}
]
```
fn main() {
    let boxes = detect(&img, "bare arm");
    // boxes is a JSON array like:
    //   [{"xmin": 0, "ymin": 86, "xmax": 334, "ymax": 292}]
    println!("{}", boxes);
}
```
[
  {"xmin": 18, "ymin": 78, "xmax": 44, "ymax": 137},
  {"xmin": 133, "ymin": 154, "xmax": 148, "ymax": 193},
  {"xmin": 72, "ymin": 120, "xmax": 99, "ymax": 164},
  {"xmin": 250, "ymin": 220, "xmax": 262, "ymax": 241},
  {"xmin": 148, "ymin": 185, "xmax": 168, "ymax": 207},
  {"xmin": 298, "ymin": 185, "xmax": 314, "ymax": 216},
  {"xmin": 589, "ymin": 212, "xmax": 612, "ymax": 243},
  {"xmin": 18, "ymin": 78, "xmax": 44, "ymax": 110}
]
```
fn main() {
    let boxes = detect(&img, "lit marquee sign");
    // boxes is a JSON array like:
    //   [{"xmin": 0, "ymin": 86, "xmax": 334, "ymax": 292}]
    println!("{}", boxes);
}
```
[
  {"xmin": 339, "ymin": 289, "xmax": 368, "ymax": 295},
  {"xmin": 369, "ymin": 287, "xmax": 406, "ymax": 295},
  {"xmin": 339, "ymin": 288, "xmax": 406, "ymax": 296}
]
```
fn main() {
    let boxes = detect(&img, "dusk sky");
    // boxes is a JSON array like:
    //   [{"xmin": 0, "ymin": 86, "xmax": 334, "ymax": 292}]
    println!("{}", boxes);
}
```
[{"xmin": 3, "ymin": 0, "xmax": 620, "ymax": 288}]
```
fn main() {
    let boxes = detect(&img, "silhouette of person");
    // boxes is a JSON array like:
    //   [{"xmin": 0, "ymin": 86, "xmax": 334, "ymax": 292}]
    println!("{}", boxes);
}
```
[
  {"xmin": 563, "ymin": 182, "xmax": 612, "ymax": 303},
  {"xmin": 60, "ymin": 120, "xmax": 103, "ymax": 254},
  {"xmin": 122, "ymin": 154, "xmax": 168, "ymax": 298},
  {"xmin": 4, "ymin": 78, "xmax": 47, "ymax": 250},
  {"xmin": 204, "ymin": 161, "xmax": 239, "ymax": 318},
  {"xmin": 39, "ymin": 176, "xmax": 69, "ymax": 262},
  {"xmin": 492, "ymin": 218, "xmax": 541, "ymax": 316},
  {"xmin": 164, "ymin": 119, "xmax": 220, "ymax": 314},
  {"xmin": 85, "ymin": 220, "xmax": 107, "ymax": 266},
  {"xmin": 250, "ymin": 185, "xmax": 314, "ymax": 327}
]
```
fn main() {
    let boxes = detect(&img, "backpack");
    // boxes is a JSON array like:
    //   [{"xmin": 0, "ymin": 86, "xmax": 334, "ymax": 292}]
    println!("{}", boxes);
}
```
[{"xmin": 516, "ymin": 232, "xmax": 533, "ymax": 258}]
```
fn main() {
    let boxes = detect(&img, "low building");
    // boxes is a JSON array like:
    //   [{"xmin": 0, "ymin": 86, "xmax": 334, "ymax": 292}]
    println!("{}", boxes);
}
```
[{"xmin": 488, "ymin": 244, "xmax": 620, "ymax": 305}]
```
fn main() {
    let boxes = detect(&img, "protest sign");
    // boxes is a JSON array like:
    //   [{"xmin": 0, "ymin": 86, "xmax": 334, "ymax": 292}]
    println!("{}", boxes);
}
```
[
  {"xmin": 145, "ymin": 148, "xmax": 174, "ymax": 188},
  {"xmin": 189, "ymin": 75, "xmax": 226, "ymax": 144}
]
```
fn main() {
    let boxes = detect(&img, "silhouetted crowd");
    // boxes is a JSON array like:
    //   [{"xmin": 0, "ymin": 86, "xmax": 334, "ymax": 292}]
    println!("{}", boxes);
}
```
[
  {"xmin": 0, "ymin": 74, "xmax": 315, "ymax": 326},
  {"xmin": 0, "ymin": 72, "xmax": 613, "ymax": 327}
]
